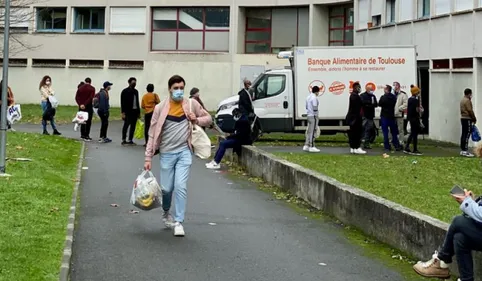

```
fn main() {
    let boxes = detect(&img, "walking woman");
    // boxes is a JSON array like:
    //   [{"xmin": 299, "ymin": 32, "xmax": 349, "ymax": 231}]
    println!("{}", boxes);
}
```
[
  {"xmin": 144, "ymin": 75, "xmax": 212, "ymax": 237},
  {"xmin": 141, "ymin": 83, "xmax": 160, "ymax": 146},
  {"xmin": 39, "ymin": 75, "xmax": 61, "ymax": 135}
]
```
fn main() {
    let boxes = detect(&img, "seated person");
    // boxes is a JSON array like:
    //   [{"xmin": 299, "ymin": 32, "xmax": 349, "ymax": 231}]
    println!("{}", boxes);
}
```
[
  {"xmin": 206, "ymin": 108, "xmax": 252, "ymax": 170},
  {"xmin": 413, "ymin": 146, "xmax": 482, "ymax": 281}
]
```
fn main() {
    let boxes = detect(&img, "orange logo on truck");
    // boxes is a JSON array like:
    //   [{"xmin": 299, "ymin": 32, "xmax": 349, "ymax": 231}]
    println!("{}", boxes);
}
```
[
  {"xmin": 329, "ymin": 81, "xmax": 346, "ymax": 95},
  {"xmin": 308, "ymin": 80, "xmax": 326, "ymax": 96}
]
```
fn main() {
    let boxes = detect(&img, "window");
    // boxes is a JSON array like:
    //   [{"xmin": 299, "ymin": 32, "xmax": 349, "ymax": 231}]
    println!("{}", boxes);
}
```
[
  {"xmin": 108, "ymin": 60, "xmax": 144, "ymax": 69},
  {"xmin": 399, "ymin": 0, "xmax": 414, "ymax": 21},
  {"xmin": 329, "ymin": 6, "xmax": 353, "ymax": 46},
  {"xmin": 73, "ymin": 7, "xmax": 105, "ymax": 32},
  {"xmin": 357, "ymin": 0, "xmax": 369, "ymax": 28},
  {"xmin": 434, "ymin": 0, "xmax": 450, "ymax": 15},
  {"xmin": 0, "ymin": 58, "xmax": 27, "ymax": 67},
  {"xmin": 151, "ymin": 7, "xmax": 229, "ymax": 52},
  {"xmin": 69, "ymin": 59, "xmax": 104, "ymax": 68},
  {"xmin": 253, "ymin": 75, "xmax": 286, "ymax": 99},
  {"xmin": 455, "ymin": 0, "xmax": 473, "ymax": 11},
  {"xmin": 386, "ymin": 0, "xmax": 396, "ymax": 23},
  {"xmin": 0, "ymin": 7, "xmax": 30, "ymax": 33},
  {"xmin": 432, "ymin": 59, "xmax": 449, "ymax": 69},
  {"xmin": 418, "ymin": 0, "xmax": 431, "ymax": 17},
  {"xmin": 32, "ymin": 59, "xmax": 66, "ymax": 68},
  {"xmin": 110, "ymin": 7, "xmax": 146, "ymax": 33},
  {"xmin": 36, "ymin": 8, "xmax": 67, "ymax": 32},
  {"xmin": 245, "ymin": 7, "xmax": 309, "ymax": 54},
  {"xmin": 452, "ymin": 58, "xmax": 473, "ymax": 69}
]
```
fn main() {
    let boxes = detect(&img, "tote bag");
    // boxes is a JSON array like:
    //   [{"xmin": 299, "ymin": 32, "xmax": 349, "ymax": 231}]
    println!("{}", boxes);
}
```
[{"xmin": 189, "ymin": 99, "xmax": 211, "ymax": 159}]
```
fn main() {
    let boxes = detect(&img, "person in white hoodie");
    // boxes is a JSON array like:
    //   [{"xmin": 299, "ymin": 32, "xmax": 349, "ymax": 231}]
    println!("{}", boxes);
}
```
[
  {"xmin": 393, "ymin": 82, "xmax": 408, "ymax": 144},
  {"xmin": 303, "ymin": 86, "xmax": 320, "ymax": 152}
]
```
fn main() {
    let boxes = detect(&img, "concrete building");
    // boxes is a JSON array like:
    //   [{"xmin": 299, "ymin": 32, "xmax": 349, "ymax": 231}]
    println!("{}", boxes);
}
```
[
  {"xmin": 354, "ymin": 0, "xmax": 482, "ymax": 143},
  {"xmin": 1, "ymin": 0, "xmax": 354, "ymax": 110}
]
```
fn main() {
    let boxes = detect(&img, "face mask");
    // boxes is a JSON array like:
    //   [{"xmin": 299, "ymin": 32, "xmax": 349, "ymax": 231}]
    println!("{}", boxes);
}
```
[
  {"xmin": 171, "ymin": 89, "xmax": 184, "ymax": 101},
  {"xmin": 46, "ymin": 81, "xmax": 51, "ymax": 85},
  {"xmin": 233, "ymin": 116, "xmax": 240, "ymax": 121},
  {"xmin": 368, "ymin": 90, "xmax": 373, "ymax": 94}
]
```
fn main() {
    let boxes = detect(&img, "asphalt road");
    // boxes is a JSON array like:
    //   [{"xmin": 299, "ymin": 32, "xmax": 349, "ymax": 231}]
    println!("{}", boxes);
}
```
[{"xmin": 14, "ymin": 122, "xmax": 408, "ymax": 281}]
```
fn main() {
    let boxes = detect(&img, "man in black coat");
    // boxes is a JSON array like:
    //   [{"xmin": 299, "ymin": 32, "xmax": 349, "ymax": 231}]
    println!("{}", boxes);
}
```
[
  {"xmin": 379, "ymin": 85, "xmax": 401, "ymax": 151},
  {"xmin": 346, "ymin": 82, "xmax": 366, "ymax": 154},
  {"xmin": 120, "ymin": 77, "xmax": 140, "ymax": 145},
  {"xmin": 360, "ymin": 84, "xmax": 378, "ymax": 149},
  {"xmin": 238, "ymin": 79, "xmax": 254, "ymax": 117}
]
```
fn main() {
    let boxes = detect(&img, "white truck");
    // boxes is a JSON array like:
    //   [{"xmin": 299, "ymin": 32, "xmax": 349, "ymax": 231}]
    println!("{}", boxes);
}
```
[{"xmin": 215, "ymin": 46, "xmax": 417, "ymax": 139}]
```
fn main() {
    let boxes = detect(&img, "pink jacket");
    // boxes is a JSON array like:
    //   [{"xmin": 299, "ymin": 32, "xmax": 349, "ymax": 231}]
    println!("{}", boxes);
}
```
[{"xmin": 145, "ymin": 98, "xmax": 212, "ymax": 162}]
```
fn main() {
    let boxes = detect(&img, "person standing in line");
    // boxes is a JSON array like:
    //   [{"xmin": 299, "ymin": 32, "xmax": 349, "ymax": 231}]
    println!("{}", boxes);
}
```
[
  {"xmin": 303, "ymin": 86, "xmax": 320, "ymax": 152},
  {"xmin": 189, "ymin": 87, "xmax": 207, "ymax": 111},
  {"xmin": 346, "ymin": 82, "xmax": 366, "ymax": 154},
  {"xmin": 141, "ymin": 83, "xmax": 160, "ymax": 146},
  {"xmin": 97, "ymin": 81, "xmax": 112, "ymax": 143},
  {"xmin": 379, "ymin": 85, "xmax": 401, "ymax": 152},
  {"xmin": 144, "ymin": 74, "xmax": 212, "ymax": 237},
  {"xmin": 360, "ymin": 84, "xmax": 378, "ymax": 149},
  {"xmin": 404, "ymin": 85, "xmax": 422, "ymax": 155},
  {"xmin": 121, "ymin": 77, "xmax": 140, "ymax": 146},
  {"xmin": 39, "ymin": 75, "xmax": 61, "ymax": 136},
  {"xmin": 75, "ymin": 77, "xmax": 95, "ymax": 141},
  {"xmin": 393, "ymin": 81, "xmax": 408, "ymax": 144},
  {"xmin": 238, "ymin": 78, "xmax": 254, "ymax": 117},
  {"xmin": 460, "ymin": 88, "xmax": 477, "ymax": 157}
]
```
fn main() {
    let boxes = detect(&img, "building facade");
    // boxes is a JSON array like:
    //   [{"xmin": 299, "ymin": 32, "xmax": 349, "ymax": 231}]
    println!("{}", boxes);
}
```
[
  {"xmin": 354, "ymin": 0, "xmax": 482, "ymax": 143},
  {"xmin": 2, "ymin": 0, "xmax": 354, "ymax": 110}
]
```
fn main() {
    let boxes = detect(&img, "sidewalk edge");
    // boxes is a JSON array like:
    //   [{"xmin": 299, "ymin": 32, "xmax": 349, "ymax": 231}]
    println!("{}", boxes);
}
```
[{"xmin": 58, "ymin": 141, "xmax": 85, "ymax": 281}]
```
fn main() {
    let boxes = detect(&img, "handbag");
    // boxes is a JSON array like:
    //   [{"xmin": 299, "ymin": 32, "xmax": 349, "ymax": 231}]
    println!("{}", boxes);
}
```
[
  {"xmin": 472, "ymin": 125, "xmax": 481, "ymax": 142},
  {"xmin": 189, "ymin": 99, "xmax": 211, "ymax": 159}
]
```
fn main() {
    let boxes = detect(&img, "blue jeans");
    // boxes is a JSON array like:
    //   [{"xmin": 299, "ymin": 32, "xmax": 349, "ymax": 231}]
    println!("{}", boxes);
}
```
[
  {"xmin": 214, "ymin": 138, "xmax": 238, "ymax": 164},
  {"xmin": 41, "ymin": 101, "xmax": 56, "ymax": 131},
  {"xmin": 159, "ymin": 147, "xmax": 192, "ymax": 223},
  {"xmin": 381, "ymin": 117, "xmax": 400, "ymax": 150}
]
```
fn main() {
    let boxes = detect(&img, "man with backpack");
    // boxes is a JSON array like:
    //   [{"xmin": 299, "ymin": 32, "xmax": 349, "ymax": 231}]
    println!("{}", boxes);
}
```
[
  {"xmin": 75, "ymin": 77, "xmax": 96, "ymax": 141},
  {"xmin": 93, "ymin": 81, "xmax": 113, "ymax": 143}
]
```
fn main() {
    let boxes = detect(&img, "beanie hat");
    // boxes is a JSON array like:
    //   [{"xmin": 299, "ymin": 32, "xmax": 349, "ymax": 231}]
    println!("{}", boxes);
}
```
[{"xmin": 410, "ymin": 85, "xmax": 420, "ymax": 95}]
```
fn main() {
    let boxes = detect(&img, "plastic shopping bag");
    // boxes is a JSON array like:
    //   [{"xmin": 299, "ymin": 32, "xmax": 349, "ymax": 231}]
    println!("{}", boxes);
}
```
[
  {"xmin": 472, "ymin": 125, "xmax": 481, "ymax": 142},
  {"xmin": 48, "ymin": 95, "xmax": 59, "ymax": 109},
  {"xmin": 6, "ymin": 104, "xmax": 21, "ymax": 124},
  {"xmin": 305, "ymin": 125, "xmax": 320, "ymax": 139},
  {"xmin": 134, "ymin": 119, "xmax": 144, "ymax": 140},
  {"xmin": 189, "ymin": 99, "xmax": 211, "ymax": 159},
  {"xmin": 130, "ymin": 170, "xmax": 162, "ymax": 211},
  {"xmin": 72, "ymin": 111, "xmax": 89, "ymax": 132}
]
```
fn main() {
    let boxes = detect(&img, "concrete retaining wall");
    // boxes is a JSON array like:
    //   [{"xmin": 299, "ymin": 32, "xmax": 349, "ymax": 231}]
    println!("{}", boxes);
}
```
[{"xmin": 220, "ymin": 139, "xmax": 482, "ymax": 280}]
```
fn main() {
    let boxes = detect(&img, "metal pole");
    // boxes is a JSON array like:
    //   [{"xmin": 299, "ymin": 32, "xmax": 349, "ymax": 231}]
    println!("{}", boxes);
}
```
[{"xmin": 0, "ymin": 0, "xmax": 11, "ymax": 175}]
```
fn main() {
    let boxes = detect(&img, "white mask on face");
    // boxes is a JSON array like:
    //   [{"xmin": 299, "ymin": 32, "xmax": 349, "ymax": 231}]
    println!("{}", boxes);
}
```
[{"xmin": 46, "ymin": 81, "xmax": 51, "ymax": 85}]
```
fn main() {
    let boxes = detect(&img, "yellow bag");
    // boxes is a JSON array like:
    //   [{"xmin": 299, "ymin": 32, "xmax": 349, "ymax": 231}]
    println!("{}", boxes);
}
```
[{"xmin": 134, "ymin": 119, "xmax": 144, "ymax": 140}]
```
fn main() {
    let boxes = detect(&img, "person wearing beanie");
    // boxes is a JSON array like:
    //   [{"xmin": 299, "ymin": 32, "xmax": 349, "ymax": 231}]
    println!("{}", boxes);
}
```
[
  {"xmin": 404, "ymin": 85, "xmax": 422, "ymax": 155},
  {"xmin": 345, "ymin": 82, "xmax": 366, "ymax": 154},
  {"xmin": 303, "ymin": 85, "xmax": 321, "ymax": 152},
  {"xmin": 141, "ymin": 83, "xmax": 160, "ymax": 146},
  {"xmin": 97, "ymin": 81, "xmax": 113, "ymax": 143}
]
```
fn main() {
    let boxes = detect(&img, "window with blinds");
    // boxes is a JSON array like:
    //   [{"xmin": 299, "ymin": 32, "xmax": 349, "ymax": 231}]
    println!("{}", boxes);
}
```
[{"xmin": 110, "ymin": 7, "xmax": 146, "ymax": 33}]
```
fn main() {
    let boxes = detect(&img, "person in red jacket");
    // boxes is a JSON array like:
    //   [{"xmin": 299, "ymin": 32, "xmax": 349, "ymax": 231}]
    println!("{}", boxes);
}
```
[{"xmin": 75, "ymin": 77, "xmax": 96, "ymax": 141}]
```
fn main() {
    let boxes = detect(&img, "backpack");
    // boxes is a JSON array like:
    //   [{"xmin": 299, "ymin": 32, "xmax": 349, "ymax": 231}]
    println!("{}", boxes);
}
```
[{"xmin": 93, "ymin": 91, "xmax": 101, "ymax": 109}]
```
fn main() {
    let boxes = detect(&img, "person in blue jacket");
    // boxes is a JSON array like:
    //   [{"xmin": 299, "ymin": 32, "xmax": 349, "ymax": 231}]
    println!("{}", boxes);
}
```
[
  {"xmin": 206, "ymin": 108, "xmax": 252, "ymax": 170},
  {"xmin": 97, "ymin": 81, "xmax": 112, "ymax": 143}
]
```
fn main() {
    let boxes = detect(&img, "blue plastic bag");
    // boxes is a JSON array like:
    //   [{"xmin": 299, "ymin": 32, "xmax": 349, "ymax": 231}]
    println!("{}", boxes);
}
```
[{"xmin": 472, "ymin": 125, "xmax": 481, "ymax": 142}]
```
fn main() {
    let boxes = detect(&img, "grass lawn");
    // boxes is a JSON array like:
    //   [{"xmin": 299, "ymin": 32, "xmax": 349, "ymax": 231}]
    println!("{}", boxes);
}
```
[
  {"xmin": 275, "ymin": 152, "xmax": 482, "ymax": 223},
  {"xmin": 19, "ymin": 104, "xmax": 122, "ymax": 125},
  {"xmin": 0, "ymin": 132, "xmax": 82, "ymax": 281}
]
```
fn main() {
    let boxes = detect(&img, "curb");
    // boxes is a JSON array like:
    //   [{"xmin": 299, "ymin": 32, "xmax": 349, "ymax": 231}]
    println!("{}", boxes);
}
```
[{"xmin": 58, "ymin": 141, "xmax": 85, "ymax": 281}]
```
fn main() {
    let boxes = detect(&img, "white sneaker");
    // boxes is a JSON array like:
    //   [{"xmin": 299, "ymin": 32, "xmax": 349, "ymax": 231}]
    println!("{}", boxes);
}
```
[
  {"xmin": 205, "ymin": 160, "xmax": 215, "ymax": 167},
  {"xmin": 206, "ymin": 161, "xmax": 221, "ymax": 170},
  {"xmin": 162, "ymin": 211, "xmax": 174, "ymax": 228},
  {"xmin": 350, "ymin": 148, "xmax": 355, "ymax": 154},
  {"xmin": 308, "ymin": 147, "xmax": 320, "ymax": 153},
  {"xmin": 173, "ymin": 222, "xmax": 185, "ymax": 237},
  {"xmin": 354, "ymin": 148, "xmax": 367, "ymax": 154},
  {"xmin": 460, "ymin": 151, "xmax": 475, "ymax": 157},
  {"xmin": 303, "ymin": 145, "xmax": 309, "ymax": 151}
]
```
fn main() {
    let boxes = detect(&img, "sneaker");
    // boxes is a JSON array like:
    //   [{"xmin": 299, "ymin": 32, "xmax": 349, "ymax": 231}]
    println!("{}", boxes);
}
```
[
  {"xmin": 173, "ymin": 222, "xmax": 185, "ymax": 237},
  {"xmin": 303, "ymin": 145, "xmax": 309, "ymax": 151},
  {"xmin": 7, "ymin": 127, "xmax": 15, "ymax": 132},
  {"xmin": 403, "ymin": 148, "xmax": 411, "ymax": 154},
  {"xmin": 206, "ymin": 161, "xmax": 221, "ymax": 170},
  {"xmin": 308, "ymin": 147, "xmax": 320, "ymax": 153},
  {"xmin": 121, "ymin": 141, "xmax": 128, "ymax": 146},
  {"xmin": 53, "ymin": 129, "xmax": 61, "ymax": 136},
  {"xmin": 354, "ymin": 148, "xmax": 367, "ymax": 154},
  {"xmin": 98, "ymin": 138, "xmax": 104, "ymax": 143},
  {"xmin": 127, "ymin": 141, "xmax": 137, "ymax": 146},
  {"xmin": 350, "ymin": 148, "xmax": 355, "ymax": 154},
  {"xmin": 162, "ymin": 211, "xmax": 175, "ymax": 228},
  {"xmin": 205, "ymin": 160, "xmax": 215, "ymax": 167},
  {"xmin": 103, "ymin": 138, "xmax": 112, "ymax": 143},
  {"xmin": 460, "ymin": 151, "xmax": 475, "ymax": 157},
  {"xmin": 43, "ymin": 130, "xmax": 49, "ymax": 135},
  {"xmin": 412, "ymin": 150, "xmax": 423, "ymax": 156},
  {"xmin": 412, "ymin": 251, "xmax": 450, "ymax": 279},
  {"xmin": 82, "ymin": 136, "xmax": 92, "ymax": 142}
]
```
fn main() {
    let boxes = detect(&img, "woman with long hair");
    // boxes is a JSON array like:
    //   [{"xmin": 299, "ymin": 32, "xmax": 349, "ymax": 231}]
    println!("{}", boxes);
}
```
[{"xmin": 39, "ymin": 75, "xmax": 61, "ymax": 135}]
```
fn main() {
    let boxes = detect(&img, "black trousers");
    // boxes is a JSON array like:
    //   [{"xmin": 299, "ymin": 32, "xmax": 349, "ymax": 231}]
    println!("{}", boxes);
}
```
[
  {"xmin": 406, "ymin": 119, "xmax": 420, "ymax": 151},
  {"xmin": 98, "ymin": 110, "xmax": 109, "ymax": 139},
  {"xmin": 79, "ymin": 105, "xmax": 93, "ymax": 138},
  {"xmin": 348, "ymin": 119, "xmax": 363, "ymax": 149},
  {"xmin": 144, "ymin": 112, "xmax": 153, "ymax": 144},
  {"xmin": 122, "ymin": 113, "xmax": 138, "ymax": 141},
  {"xmin": 461, "ymin": 119, "xmax": 473, "ymax": 151}
]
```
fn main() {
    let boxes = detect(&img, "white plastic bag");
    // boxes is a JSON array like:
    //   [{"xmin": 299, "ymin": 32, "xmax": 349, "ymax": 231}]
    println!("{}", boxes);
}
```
[
  {"xmin": 189, "ymin": 99, "xmax": 211, "ymax": 159},
  {"xmin": 130, "ymin": 170, "xmax": 162, "ymax": 211},
  {"xmin": 7, "ymin": 104, "xmax": 21, "ymax": 124},
  {"xmin": 72, "ymin": 111, "xmax": 89, "ymax": 124},
  {"xmin": 48, "ymin": 95, "xmax": 59, "ymax": 109},
  {"xmin": 305, "ymin": 125, "xmax": 320, "ymax": 139}
]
